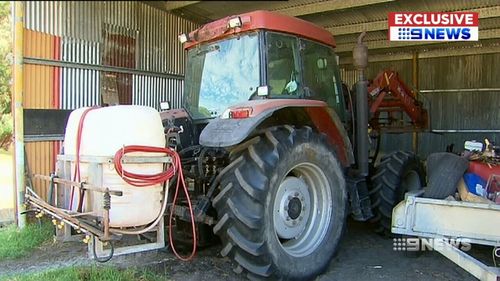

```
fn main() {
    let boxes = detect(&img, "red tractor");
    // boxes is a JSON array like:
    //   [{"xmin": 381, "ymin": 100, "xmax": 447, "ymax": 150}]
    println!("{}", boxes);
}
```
[{"xmin": 159, "ymin": 10, "xmax": 428, "ymax": 280}]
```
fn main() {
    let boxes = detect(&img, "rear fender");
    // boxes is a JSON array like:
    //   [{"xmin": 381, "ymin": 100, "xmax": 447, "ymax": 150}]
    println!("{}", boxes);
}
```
[{"xmin": 199, "ymin": 99, "xmax": 354, "ymax": 167}]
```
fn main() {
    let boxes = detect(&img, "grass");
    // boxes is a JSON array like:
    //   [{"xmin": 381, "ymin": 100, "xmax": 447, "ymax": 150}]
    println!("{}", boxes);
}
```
[
  {"xmin": 0, "ymin": 221, "xmax": 53, "ymax": 260},
  {"xmin": 1, "ymin": 266, "xmax": 163, "ymax": 281}
]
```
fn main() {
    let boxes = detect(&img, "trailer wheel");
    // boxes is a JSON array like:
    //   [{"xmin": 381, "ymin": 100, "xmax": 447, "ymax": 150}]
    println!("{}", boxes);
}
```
[
  {"xmin": 370, "ymin": 151, "xmax": 425, "ymax": 236},
  {"xmin": 423, "ymin": 152, "xmax": 468, "ymax": 199},
  {"xmin": 213, "ymin": 126, "xmax": 347, "ymax": 280}
]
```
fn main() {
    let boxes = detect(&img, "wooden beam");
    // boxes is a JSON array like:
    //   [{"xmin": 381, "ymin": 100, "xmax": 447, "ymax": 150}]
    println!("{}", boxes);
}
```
[
  {"xmin": 339, "ymin": 44, "xmax": 500, "ymax": 65},
  {"xmin": 340, "ymin": 53, "xmax": 412, "ymax": 64},
  {"xmin": 328, "ymin": 5, "xmax": 500, "ymax": 36},
  {"xmin": 335, "ymin": 28, "xmax": 500, "ymax": 53},
  {"xmin": 165, "ymin": 1, "xmax": 200, "ymax": 11},
  {"xmin": 328, "ymin": 21, "xmax": 387, "ymax": 36},
  {"xmin": 274, "ymin": 0, "xmax": 394, "ymax": 17}
]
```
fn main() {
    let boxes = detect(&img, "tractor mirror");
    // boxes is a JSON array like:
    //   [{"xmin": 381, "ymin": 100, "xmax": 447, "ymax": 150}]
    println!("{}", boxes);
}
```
[
  {"xmin": 160, "ymin": 101, "xmax": 171, "ymax": 111},
  {"xmin": 317, "ymin": 58, "xmax": 327, "ymax": 69}
]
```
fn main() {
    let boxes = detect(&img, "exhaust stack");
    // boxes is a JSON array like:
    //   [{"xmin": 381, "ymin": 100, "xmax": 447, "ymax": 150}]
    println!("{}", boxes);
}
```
[{"xmin": 353, "ymin": 32, "xmax": 369, "ymax": 177}]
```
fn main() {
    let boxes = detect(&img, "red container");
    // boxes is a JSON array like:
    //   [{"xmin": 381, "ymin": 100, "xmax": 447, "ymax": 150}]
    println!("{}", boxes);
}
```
[
  {"xmin": 468, "ymin": 161, "xmax": 500, "ymax": 204},
  {"xmin": 468, "ymin": 161, "xmax": 500, "ymax": 182}
]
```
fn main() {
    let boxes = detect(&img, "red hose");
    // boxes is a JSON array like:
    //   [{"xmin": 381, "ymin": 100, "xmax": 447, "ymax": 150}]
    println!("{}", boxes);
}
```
[
  {"xmin": 113, "ymin": 145, "xmax": 197, "ymax": 261},
  {"xmin": 113, "ymin": 145, "xmax": 176, "ymax": 187},
  {"xmin": 167, "ymin": 153, "xmax": 197, "ymax": 261},
  {"xmin": 70, "ymin": 107, "xmax": 100, "ymax": 210}
]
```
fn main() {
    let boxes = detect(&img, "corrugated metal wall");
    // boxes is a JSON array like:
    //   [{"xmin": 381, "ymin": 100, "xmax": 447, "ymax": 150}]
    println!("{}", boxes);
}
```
[
  {"xmin": 25, "ymin": 1, "xmax": 196, "ymax": 110},
  {"xmin": 23, "ymin": 1, "xmax": 198, "ymax": 199},
  {"xmin": 23, "ymin": 29, "xmax": 57, "ymax": 196},
  {"xmin": 340, "ymin": 53, "xmax": 500, "ymax": 159},
  {"xmin": 418, "ymin": 54, "xmax": 500, "ymax": 156}
]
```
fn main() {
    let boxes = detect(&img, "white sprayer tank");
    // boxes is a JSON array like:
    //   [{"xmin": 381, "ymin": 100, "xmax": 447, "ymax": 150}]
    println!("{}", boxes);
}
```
[{"xmin": 64, "ymin": 105, "xmax": 166, "ymax": 228}]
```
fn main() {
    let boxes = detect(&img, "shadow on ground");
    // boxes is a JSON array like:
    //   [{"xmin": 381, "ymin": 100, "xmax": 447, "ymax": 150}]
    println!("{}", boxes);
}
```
[{"xmin": 0, "ymin": 219, "xmax": 485, "ymax": 280}]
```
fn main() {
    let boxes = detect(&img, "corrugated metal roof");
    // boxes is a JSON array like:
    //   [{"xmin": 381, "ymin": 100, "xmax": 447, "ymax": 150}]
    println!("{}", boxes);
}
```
[
  {"xmin": 176, "ymin": 0, "xmax": 329, "ymax": 20},
  {"xmin": 166, "ymin": 0, "xmax": 500, "ymax": 56},
  {"xmin": 302, "ymin": 0, "xmax": 500, "ymax": 26}
]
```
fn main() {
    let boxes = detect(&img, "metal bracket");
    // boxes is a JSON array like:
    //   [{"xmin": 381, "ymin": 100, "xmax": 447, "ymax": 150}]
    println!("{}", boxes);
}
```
[
  {"xmin": 89, "ymin": 218, "xmax": 165, "ymax": 258},
  {"xmin": 346, "ymin": 177, "xmax": 374, "ymax": 221}
]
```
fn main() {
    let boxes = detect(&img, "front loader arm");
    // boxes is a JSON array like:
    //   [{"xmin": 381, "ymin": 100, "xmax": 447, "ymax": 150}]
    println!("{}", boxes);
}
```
[{"xmin": 367, "ymin": 70, "xmax": 429, "ymax": 132}]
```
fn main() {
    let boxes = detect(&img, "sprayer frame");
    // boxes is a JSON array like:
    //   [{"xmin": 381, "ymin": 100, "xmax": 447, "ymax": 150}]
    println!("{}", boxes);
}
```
[{"xmin": 26, "ymin": 153, "xmax": 171, "ymax": 259}]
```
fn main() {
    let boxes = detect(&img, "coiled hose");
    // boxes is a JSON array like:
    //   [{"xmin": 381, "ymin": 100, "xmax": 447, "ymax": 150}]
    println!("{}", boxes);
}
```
[{"xmin": 113, "ymin": 145, "xmax": 197, "ymax": 261}]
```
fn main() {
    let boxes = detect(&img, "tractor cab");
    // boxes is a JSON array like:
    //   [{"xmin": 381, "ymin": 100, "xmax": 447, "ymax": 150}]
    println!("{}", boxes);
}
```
[{"xmin": 179, "ymin": 10, "xmax": 347, "ymax": 122}]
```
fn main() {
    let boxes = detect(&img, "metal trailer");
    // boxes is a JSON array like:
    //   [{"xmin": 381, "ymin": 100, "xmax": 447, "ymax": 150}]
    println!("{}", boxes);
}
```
[{"xmin": 392, "ymin": 190, "xmax": 500, "ymax": 281}]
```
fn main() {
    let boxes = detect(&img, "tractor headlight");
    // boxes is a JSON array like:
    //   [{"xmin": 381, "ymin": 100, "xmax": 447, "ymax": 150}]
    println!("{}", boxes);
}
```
[{"xmin": 178, "ymin": 33, "xmax": 189, "ymax": 43}]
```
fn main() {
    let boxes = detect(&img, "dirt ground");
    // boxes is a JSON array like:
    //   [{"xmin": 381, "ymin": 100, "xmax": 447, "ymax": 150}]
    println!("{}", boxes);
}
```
[{"xmin": 1, "ymin": 218, "xmax": 487, "ymax": 281}]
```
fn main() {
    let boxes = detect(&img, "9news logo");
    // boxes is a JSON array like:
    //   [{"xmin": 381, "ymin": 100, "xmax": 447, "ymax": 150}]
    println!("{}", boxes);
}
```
[{"xmin": 388, "ymin": 12, "xmax": 479, "ymax": 41}]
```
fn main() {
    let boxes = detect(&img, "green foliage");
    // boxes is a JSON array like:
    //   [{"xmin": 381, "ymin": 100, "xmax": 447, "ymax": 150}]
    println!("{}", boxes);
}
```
[
  {"xmin": 0, "ymin": 1, "xmax": 12, "ymax": 150},
  {"xmin": 0, "ymin": 113, "xmax": 12, "ymax": 148},
  {"xmin": 0, "ymin": 222, "xmax": 53, "ymax": 260},
  {"xmin": 0, "ymin": 1, "xmax": 11, "ymax": 115},
  {"xmin": 2, "ymin": 266, "xmax": 164, "ymax": 281}
]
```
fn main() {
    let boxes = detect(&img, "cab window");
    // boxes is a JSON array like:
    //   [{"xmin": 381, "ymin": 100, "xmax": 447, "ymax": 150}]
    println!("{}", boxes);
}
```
[
  {"xmin": 301, "ymin": 39, "xmax": 344, "ymax": 116},
  {"xmin": 266, "ymin": 32, "xmax": 302, "ymax": 97}
]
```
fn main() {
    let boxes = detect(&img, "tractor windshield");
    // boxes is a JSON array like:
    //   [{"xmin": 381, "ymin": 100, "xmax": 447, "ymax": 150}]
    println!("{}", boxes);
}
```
[{"xmin": 183, "ymin": 32, "xmax": 260, "ymax": 119}]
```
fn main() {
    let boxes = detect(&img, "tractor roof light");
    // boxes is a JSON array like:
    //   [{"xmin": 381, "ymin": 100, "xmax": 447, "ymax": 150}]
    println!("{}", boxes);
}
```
[
  {"xmin": 178, "ymin": 33, "xmax": 189, "ymax": 43},
  {"xmin": 229, "ymin": 107, "xmax": 252, "ymax": 119},
  {"xmin": 228, "ymin": 17, "xmax": 242, "ymax": 28}
]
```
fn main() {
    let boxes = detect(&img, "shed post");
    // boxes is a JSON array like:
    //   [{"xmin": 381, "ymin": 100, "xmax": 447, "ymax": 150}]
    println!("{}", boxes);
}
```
[
  {"xmin": 12, "ymin": 1, "xmax": 26, "ymax": 228},
  {"xmin": 412, "ymin": 51, "xmax": 419, "ymax": 155}
]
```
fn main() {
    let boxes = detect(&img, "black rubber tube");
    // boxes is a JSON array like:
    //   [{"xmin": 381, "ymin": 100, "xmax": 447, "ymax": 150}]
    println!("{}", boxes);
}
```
[{"xmin": 92, "ymin": 236, "xmax": 114, "ymax": 263}]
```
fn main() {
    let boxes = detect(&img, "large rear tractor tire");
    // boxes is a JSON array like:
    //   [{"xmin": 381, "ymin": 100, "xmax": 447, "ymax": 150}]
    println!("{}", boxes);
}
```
[
  {"xmin": 213, "ymin": 126, "xmax": 347, "ymax": 280},
  {"xmin": 370, "ymin": 151, "xmax": 425, "ymax": 236}
]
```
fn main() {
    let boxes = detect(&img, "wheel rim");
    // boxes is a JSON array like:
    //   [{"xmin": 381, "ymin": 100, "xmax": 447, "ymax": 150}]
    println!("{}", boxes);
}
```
[{"xmin": 273, "ymin": 162, "xmax": 333, "ymax": 257}]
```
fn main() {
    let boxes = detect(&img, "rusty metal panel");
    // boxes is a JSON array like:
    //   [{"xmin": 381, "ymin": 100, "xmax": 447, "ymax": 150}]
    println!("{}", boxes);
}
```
[
  {"xmin": 42, "ymin": 1, "xmax": 198, "ymax": 75},
  {"xmin": 23, "ymin": 29, "xmax": 58, "ymax": 198},
  {"xmin": 25, "ymin": 1, "xmax": 198, "ymax": 111},
  {"xmin": 25, "ymin": 142, "xmax": 54, "ymax": 201},
  {"xmin": 23, "ymin": 29, "xmax": 56, "ymax": 109}
]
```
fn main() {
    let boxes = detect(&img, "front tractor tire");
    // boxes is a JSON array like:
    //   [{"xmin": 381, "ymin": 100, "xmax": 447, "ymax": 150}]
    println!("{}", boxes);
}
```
[
  {"xmin": 370, "ymin": 151, "xmax": 425, "ymax": 236},
  {"xmin": 213, "ymin": 126, "xmax": 347, "ymax": 280}
]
